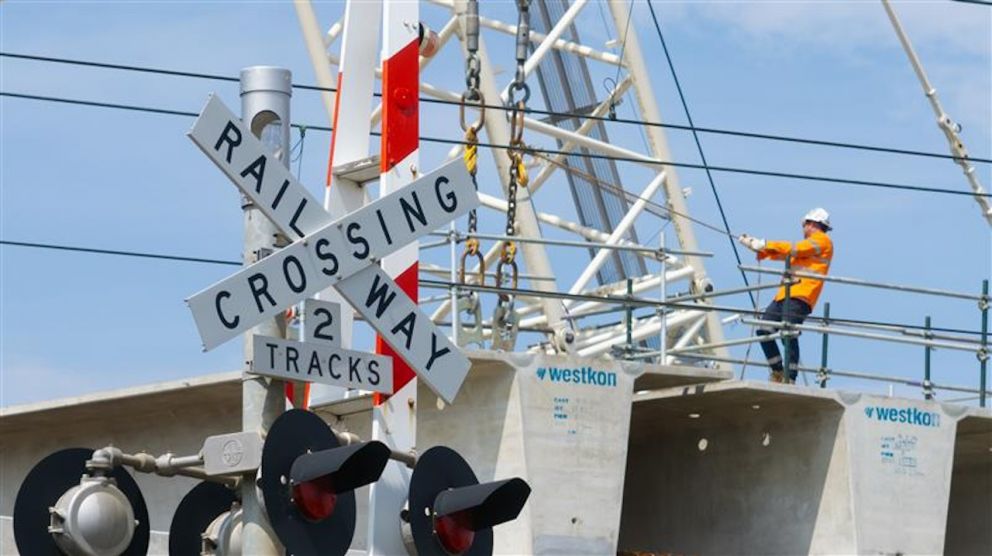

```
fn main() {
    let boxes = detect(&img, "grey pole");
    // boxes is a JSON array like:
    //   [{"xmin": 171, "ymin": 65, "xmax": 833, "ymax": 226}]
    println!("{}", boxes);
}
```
[{"xmin": 240, "ymin": 66, "xmax": 292, "ymax": 555}]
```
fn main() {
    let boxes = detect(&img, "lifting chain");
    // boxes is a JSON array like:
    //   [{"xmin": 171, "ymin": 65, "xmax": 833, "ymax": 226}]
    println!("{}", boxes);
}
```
[
  {"xmin": 492, "ymin": 0, "xmax": 531, "ymax": 351},
  {"xmin": 456, "ymin": 0, "xmax": 485, "ymax": 347}
]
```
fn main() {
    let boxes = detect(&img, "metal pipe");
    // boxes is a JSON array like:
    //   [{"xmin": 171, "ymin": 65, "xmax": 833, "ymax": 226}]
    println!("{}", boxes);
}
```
[
  {"xmin": 742, "ymin": 318, "xmax": 983, "ymax": 353},
  {"xmin": 625, "ymin": 279, "xmax": 634, "ymax": 357},
  {"xmin": 577, "ymin": 311, "xmax": 703, "ymax": 358},
  {"xmin": 740, "ymin": 264, "xmax": 983, "ymax": 301},
  {"xmin": 677, "ymin": 352, "xmax": 990, "ymax": 395},
  {"xmin": 450, "ymin": 222, "xmax": 459, "ymax": 346},
  {"xmin": 293, "ymin": 1, "xmax": 337, "ymax": 125},
  {"xmin": 924, "ymin": 315, "xmax": 933, "ymax": 400},
  {"xmin": 427, "ymin": 230, "xmax": 711, "ymax": 258},
  {"xmin": 519, "ymin": 268, "xmax": 694, "ymax": 327},
  {"xmin": 980, "ymin": 279, "xmax": 989, "ymax": 407},
  {"xmin": 240, "ymin": 67, "xmax": 292, "ymax": 555},
  {"xmin": 881, "ymin": 0, "xmax": 992, "ymax": 225},
  {"xmin": 820, "ymin": 303, "xmax": 830, "ymax": 389},
  {"xmin": 669, "ymin": 332, "xmax": 784, "ymax": 355},
  {"xmin": 477, "ymin": 192, "xmax": 681, "ymax": 262},
  {"xmin": 659, "ymin": 232, "xmax": 667, "ymax": 363},
  {"xmin": 567, "ymin": 172, "xmax": 667, "ymax": 299},
  {"xmin": 668, "ymin": 281, "xmax": 781, "ymax": 304},
  {"xmin": 782, "ymin": 257, "xmax": 794, "ymax": 381}
]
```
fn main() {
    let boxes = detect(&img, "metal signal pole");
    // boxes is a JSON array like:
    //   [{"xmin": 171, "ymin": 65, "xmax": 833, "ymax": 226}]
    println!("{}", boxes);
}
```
[{"xmin": 239, "ymin": 66, "xmax": 293, "ymax": 555}]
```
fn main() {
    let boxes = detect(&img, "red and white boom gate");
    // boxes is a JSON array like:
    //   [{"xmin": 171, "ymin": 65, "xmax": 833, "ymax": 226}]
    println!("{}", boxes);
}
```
[{"xmin": 300, "ymin": 1, "xmax": 424, "ymax": 553}]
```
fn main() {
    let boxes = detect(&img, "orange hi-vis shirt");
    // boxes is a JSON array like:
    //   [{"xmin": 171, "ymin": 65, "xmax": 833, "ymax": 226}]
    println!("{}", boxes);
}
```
[{"xmin": 757, "ymin": 230, "xmax": 833, "ymax": 309}]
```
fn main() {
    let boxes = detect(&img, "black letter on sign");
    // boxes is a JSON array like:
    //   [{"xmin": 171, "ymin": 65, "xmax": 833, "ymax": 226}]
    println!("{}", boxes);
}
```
[
  {"xmin": 376, "ymin": 209, "xmax": 393, "ymax": 245},
  {"xmin": 272, "ymin": 179, "xmax": 290, "ymax": 210},
  {"xmin": 282, "ymin": 255, "xmax": 307, "ymax": 294},
  {"xmin": 365, "ymin": 273, "xmax": 397, "ymax": 318},
  {"xmin": 240, "ymin": 155, "xmax": 267, "ymax": 194},
  {"xmin": 308, "ymin": 351, "xmax": 323, "ymax": 376},
  {"xmin": 315, "ymin": 238, "xmax": 339, "ymax": 277},
  {"xmin": 390, "ymin": 312, "xmax": 417, "ymax": 350},
  {"xmin": 368, "ymin": 360, "xmax": 381, "ymax": 385},
  {"xmin": 214, "ymin": 121, "xmax": 241, "ymax": 163},
  {"xmin": 348, "ymin": 357, "xmax": 362, "ymax": 383},
  {"xmin": 215, "ymin": 290, "xmax": 240, "ymax": 329},
  {"xmin": 425, "ymin": 333, "xmax": 452, "ymax": 372},
  {"xmin": 248, "ymin": 273, "xmax": 277, "ymax": 313},
  {"xmin": 400, "ymin": 191, "xmax": 428, "ymax": 233},
  {"xmin": 265, "ymin": 342, "xmax": 278, "ymax": 368},
  {"xmin": 347, "ymin": 222, "xmax": 370, "ymax": 260},
  {"xmin": 435, "ymin": 176, "xmax": 457, "ymax": 213},
  {"xmin": 329, "ymin": 353, "xmax": 342, "ymax": 379},
  {"xmin": 286, "ymin": 346, "xmax": 300, "ymax": 373},
  {"xmin": 288, "ymin": 199, "xmax": 308, "ymax": 238}
]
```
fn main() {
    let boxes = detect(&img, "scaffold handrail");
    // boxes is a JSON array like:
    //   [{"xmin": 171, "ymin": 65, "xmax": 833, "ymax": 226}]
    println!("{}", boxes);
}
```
[{"xmin": 740, "ymin": 264, "xmax": 985, "ymax": 302}]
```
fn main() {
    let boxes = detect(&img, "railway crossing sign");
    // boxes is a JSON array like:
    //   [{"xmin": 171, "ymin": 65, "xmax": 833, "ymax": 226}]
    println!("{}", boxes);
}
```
[
  {"xmin": 186, "ymin": 95, "xmax": 478, "ymax": 403},
  {"xmin": 251, "ymin": 334, "xmax": 393, "ymax": 394}
]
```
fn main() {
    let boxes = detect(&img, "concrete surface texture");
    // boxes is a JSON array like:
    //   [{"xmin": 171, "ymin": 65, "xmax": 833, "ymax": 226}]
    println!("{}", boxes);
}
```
[
  {"xmin": 618, "ymin": 381, "xmax": 992, "ymax": 555},
  {"xmin": 3, "ymin": 360, "xmax": 987, "ymax": 555}
]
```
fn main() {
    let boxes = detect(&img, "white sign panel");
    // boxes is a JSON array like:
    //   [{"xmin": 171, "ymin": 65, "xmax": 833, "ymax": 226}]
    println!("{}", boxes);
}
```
[
  {"xmin": 185, "ymin": 147, "xmax": 476, "ymax": 350},
  {"xmin": 189, "ymin": 95, "xmax": 328, "ymax": 239},
  {"xmin": 186, "ymin": 96, "xmax": 476, "ymax": 403},
  {"xmin": 304, "ymin": 299, "xmax": 341, "ymax": 347},
  {"xmin": 251, "ymin": 335, "xmax": 393, "ymax": 393},
  {"xmin": 337, "ymin": 265, "xmax": 468, "ymax": 404}
]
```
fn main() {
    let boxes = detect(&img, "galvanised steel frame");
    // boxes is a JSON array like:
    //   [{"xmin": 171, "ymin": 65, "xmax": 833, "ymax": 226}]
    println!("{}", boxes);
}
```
[{"xmin": 294, "ymin": 0, "xmax": 731, "ymax": 366}]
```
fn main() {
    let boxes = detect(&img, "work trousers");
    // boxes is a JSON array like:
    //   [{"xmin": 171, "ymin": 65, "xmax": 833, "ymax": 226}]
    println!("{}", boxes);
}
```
[{"xmin": 757, "ymin": 298, "xmax": 812, "ymax": 380}]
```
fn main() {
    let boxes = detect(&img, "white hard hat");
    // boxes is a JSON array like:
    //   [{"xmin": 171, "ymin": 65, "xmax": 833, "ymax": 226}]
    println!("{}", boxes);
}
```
[{"xmin": 803, "ymin": 208, "xmax": 832, "ymax": 231}]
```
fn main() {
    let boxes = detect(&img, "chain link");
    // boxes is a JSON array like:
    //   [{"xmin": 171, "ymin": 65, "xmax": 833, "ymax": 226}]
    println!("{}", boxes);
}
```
[{"xmin": 459, "ymin": 0, "xmax": 485, "ymax": 285}]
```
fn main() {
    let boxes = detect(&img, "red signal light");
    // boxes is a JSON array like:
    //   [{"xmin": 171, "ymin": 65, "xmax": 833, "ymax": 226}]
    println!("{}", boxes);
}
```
[
  {"xmin": 434, "ymin": 509, "xmax": 474, "ymax": 555},
  {"xmin": 292, "ymin": 475, "xmax": 337, "ymax": 522}
]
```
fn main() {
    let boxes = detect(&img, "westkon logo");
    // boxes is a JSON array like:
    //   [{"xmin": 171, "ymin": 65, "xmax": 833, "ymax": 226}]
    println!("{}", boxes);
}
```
[
  {"xmin": 536, "ymin": 366, "xmax": 617, "ymax": 387},
  {"xmin": 864, "ymin": 406, "xmax": 941, "ymax": 428}
]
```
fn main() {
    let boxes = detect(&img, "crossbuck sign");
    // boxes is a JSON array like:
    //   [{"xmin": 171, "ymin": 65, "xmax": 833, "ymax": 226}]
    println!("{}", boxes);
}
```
[{"xmin": 186, "ymin": 95, "xmax": 478, "ymax": 403}]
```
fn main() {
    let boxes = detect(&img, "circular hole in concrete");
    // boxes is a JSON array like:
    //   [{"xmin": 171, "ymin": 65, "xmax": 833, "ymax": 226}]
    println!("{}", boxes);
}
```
[
  {"xmin": 762, "ymin": 432, "xmax": 771, "ymax": 447},
  {"xmin": 697, "ymin": 438, "xmax": 708, "ymax": 451},
  {"xmin": 688, "ymin": 412, "xmax": 701, "ymax": 419}
]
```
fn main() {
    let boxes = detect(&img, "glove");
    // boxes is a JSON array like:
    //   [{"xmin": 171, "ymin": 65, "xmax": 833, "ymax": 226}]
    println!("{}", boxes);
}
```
[{"xmin": 738, "ymin": 234, "xmax": 766, "ymax": 252}]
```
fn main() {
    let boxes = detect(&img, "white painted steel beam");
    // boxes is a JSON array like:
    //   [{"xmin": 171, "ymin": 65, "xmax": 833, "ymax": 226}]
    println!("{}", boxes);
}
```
[
  {"xmin": 564, "ymin": 171, "xmax": 666, "ymax": 299},
  {"xmin": 606, "ymin": 0, "xmax": 728, "ymax": 361},
  {"xmin": 294, "ymin": 1, "xmax": 338, "ymax": 125},
  {"xmin": 576, "ymin": 310, "xmax": 704, "ymax": 358}
]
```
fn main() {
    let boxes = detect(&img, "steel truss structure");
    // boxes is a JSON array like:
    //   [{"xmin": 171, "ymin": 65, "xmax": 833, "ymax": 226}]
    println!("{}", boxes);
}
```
[{"xmin": 294, "ymin": 0, "xmax": 730, "ymax": 367}]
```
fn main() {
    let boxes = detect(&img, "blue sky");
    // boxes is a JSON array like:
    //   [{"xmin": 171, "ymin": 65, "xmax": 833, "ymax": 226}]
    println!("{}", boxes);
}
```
[{"xmin": 2, "ymin": 1, "xmax": 990, "ymax": 407}]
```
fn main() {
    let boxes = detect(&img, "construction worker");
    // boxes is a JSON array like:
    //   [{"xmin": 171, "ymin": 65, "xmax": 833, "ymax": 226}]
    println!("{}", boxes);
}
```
[{"xmin": 738, "ymin": 208, "xmax": 833, "ymax": 384}]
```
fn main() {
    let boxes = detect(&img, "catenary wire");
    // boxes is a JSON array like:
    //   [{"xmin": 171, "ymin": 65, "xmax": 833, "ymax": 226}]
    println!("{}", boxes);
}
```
[
  {"xmin": 1, "ymin": 239, "xmax": 984, "ymax": 337},
  {"xmin": 3, "ymin": 51, "xmax": 990, "ymax": 166},
  {"xmin": 4, "ymin": 91, "xmax": 990, "ymax": 201},
  {"xmin": 646, "ymin": 0, "xmax": 755, "ymax": 308}
]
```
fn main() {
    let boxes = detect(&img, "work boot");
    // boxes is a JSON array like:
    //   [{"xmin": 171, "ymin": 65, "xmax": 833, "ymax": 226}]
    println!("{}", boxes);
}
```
[{"xmin": 769, "ymin": 370, "xmax": 785, "ymax": 383}]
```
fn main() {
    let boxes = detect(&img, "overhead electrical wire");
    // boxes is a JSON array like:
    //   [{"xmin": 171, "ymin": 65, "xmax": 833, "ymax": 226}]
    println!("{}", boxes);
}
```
[
  {"xmin": 645, "ymin": 0, "xmax": 755, "ymax": 308},
  {"xmin": 2, "ymin": 51, "xmax": 990, "ymax": 166},
  {"xmin": 3, "ymin": 91, "xmax": 989, "ymax": 201},
  {"xmin": 2, "ymin": 239, "xmax": 983, "ymax": 337}
]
